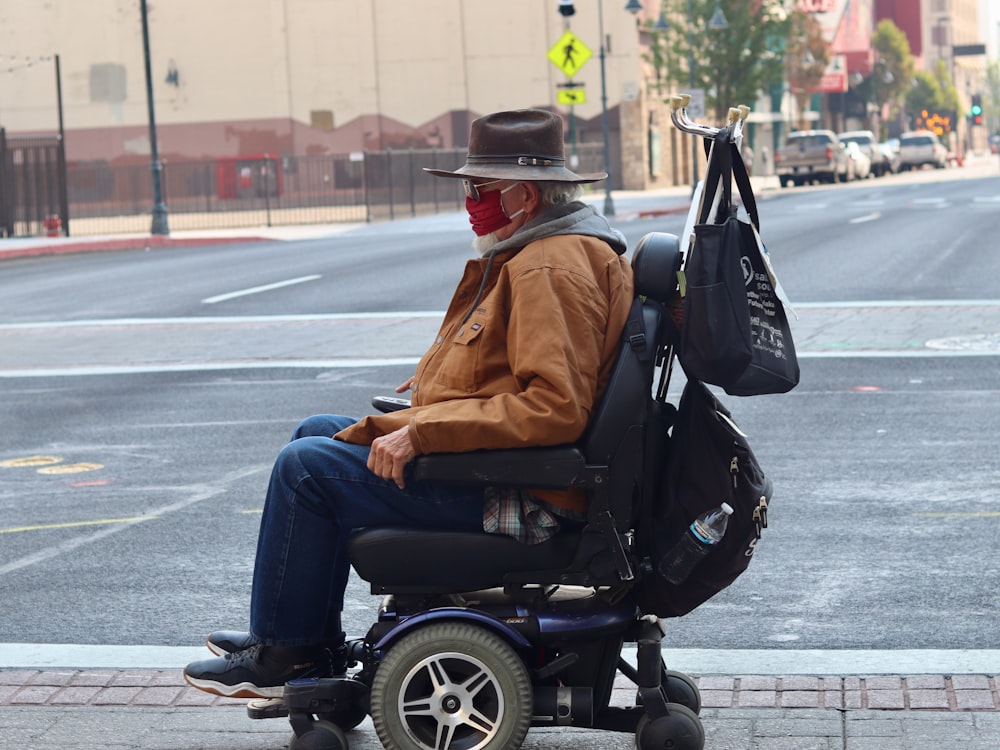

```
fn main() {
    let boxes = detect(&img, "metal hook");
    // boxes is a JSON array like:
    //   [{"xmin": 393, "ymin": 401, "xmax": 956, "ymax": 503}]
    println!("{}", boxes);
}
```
[
  {"xmin": 668, "ymin": 94, "xmax": 721, "ymax": 137},
  {"xmin": 669, "ymin": 95, "xmax": 752, "ymax": 143}
]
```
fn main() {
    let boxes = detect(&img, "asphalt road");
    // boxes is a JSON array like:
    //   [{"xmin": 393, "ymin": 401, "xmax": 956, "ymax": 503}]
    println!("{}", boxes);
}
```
[{"xmin": 1, "ymin": 167, "xmax": 999, "ymax": 658}]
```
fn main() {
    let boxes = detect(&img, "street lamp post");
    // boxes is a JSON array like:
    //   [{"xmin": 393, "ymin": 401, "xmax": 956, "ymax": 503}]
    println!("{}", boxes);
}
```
[
  {"xmin": 687, "ymin": 0, "xmax": 698, "ymax": 194},
  {"xmin": 597, "ymin": 0, "xmax": 616, "ymax": 217},
  {"xmin": 54, "ymin": 54, "xmax": 70, "ymax": 237},
  {"xmin": 140, "ymin": 0, "xmax": 169, "ymax": 235}
]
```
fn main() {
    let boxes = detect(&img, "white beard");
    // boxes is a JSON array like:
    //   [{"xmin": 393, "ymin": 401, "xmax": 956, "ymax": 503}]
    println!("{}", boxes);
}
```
[{"xmin": 472, "ymin": 232, "xmax": 501, "ymax": 256}]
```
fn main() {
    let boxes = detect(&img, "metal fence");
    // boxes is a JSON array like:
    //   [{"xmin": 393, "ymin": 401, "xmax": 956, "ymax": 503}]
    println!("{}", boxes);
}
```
[
  {"xmin": 0, "ymin": 130, "xmax": 69, "ymax": 238},
  {"xmin": 55, "ymin": 142, "xmax": 609, "ymax": 237}
]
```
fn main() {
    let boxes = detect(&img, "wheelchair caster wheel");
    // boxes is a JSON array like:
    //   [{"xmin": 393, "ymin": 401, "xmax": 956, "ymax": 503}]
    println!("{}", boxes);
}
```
[
  {"xmin": 662, "ymin": 670, "xmax": 701, "ymax": 715},
  {"xmin": 635, "ymin": 703, "xmax": 704, "ymax": 750},
  {"xmin": 288, "ymin": 719, "xmax": 348, "ymax": 750},
  {"xmin": 635, "ymin": 670, "xmax": 701, "ymax": 716},
  {"xmin": 318, "ymin": 704, "xmax": 367, "ymax": 732}
]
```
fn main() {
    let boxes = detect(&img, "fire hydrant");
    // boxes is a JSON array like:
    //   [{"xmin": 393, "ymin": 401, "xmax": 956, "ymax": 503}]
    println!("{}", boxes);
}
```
[{"xmin": 43, "ymin": 214, "xmax": 62, "ymax": 237}]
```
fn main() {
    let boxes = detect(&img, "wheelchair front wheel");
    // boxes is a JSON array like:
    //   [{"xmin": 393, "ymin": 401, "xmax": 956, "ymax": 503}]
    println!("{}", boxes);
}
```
[
  {"xmin": 635, "ymin": 703, "xmax": 704, "ymax": 750},
  {"xmin": 288, "ymin": 719, "xmax": 348, "ymax": 750},
  {"xmin": 370, "ymin": 622, "xmax": 532, "ymax": 750}
]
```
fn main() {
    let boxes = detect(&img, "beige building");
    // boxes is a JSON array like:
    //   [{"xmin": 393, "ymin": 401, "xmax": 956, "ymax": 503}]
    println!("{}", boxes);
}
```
[
  {"xmin": 921, "ymin": 0, "xmax": 987, "ymax": 152},
  {"xmin": 0, "ymin": 0, "xmax": 700, "ymax": 190}
]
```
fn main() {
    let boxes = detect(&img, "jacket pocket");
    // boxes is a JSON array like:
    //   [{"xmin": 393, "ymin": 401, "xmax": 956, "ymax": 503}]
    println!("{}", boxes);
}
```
[{"xmin": 430, "ymin": 320, "xmax": 486, "ymax": 393}]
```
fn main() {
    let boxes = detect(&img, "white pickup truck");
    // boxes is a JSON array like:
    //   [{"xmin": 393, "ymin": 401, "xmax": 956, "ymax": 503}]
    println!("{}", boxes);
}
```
[
  {"xmin": 897, "ymin": 130, "xmax": 947, "ymax": 171},
  {"xmin": 774, "ymin": 130, "xmax": 848, "ymax": 187}
]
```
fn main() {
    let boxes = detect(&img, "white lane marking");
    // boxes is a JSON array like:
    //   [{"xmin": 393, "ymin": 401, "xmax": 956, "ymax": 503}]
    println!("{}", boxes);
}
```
[
  {"xmin": 4, "ymin": 347, "xmax": 1000, "ymax": 379},
  {"xmin": 793, "ymin": 299, "xmax": 1000, "ymax": 309},
  {"xmin": 3, "ymin": 644, "xmax": 999, "ymax": 675},
  {"xmin": 0, "ymin": 465, "xmax": 265, "ymax": 576},
  {"xmin": 0, "ymin": 312, "xmax": 444, "ymax": 330},
  {"xmin": 7, "ymin": 301, "xmax": 1000, "ymax": 331},
  {"xmin": 848, "ymin": 212, "xmax": 881, "ymax": 224},
  {"xmin": 625, "ymin": 648, "xmax": 1000, "ymax": 676},
  {"xmin": 201, "ymin": 275, "xmax": 322, "ymax": 304},
  {"xmin": 0, "ymin": 359, "xmax": 422, "ymax": 378}
]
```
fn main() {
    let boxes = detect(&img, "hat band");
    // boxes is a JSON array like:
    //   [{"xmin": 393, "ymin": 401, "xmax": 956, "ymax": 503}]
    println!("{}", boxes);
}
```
[{"xmin": 466, "ymin": 154, "xmax": 566, "ymax": 168}]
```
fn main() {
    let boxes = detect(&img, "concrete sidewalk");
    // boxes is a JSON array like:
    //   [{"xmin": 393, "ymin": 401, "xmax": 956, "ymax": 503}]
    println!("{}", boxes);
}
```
[
  {"xmin": 1, "ymin": 667, "xmax": 998, "ymax": 749},
  {"xmin": 0, "ymin": 184, "xmax": 701, "ymax": 263}
]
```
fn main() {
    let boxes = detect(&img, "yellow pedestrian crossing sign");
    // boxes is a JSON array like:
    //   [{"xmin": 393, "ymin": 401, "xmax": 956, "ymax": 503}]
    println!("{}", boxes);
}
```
[
  {"xmin": 557, "ymin": 87, "xmax": 587, "ymax": 105},
  {"xmin": 548, "ymin": 30, "xmax": 592, "ymax": 78}
]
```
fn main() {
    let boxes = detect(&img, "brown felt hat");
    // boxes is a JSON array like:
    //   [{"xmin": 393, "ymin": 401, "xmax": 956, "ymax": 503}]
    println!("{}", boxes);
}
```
[{"xmin": 424, "ymin": 109, "xmax": 606, "ymax": 183}]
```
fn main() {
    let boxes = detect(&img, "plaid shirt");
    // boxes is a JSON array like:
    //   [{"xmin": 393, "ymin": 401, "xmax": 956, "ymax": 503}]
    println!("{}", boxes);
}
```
[{"xmin": 483, "ymin": 487, "xmax": 587, "ymax": 545}]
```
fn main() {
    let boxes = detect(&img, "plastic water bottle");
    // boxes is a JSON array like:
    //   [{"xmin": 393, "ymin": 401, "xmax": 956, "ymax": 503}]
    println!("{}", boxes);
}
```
[{"xmin": 659, "ymin": 503, "xmax": 734, "ymax": 584}]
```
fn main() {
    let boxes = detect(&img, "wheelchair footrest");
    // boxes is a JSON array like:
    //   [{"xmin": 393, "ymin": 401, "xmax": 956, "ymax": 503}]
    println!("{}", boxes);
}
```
[
  {"xmin": 284, "ymin": 676, "xmax": 368, "ymax": 713},
  {"xmin": 247, "ymin": 697, "xmax": 288, "ymax": 720}
]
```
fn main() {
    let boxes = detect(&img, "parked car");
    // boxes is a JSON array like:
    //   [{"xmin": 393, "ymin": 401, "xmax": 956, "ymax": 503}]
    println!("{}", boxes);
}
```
[
  {"xmin": 897, "ymin": 131, "xmax": 948, "ymax": 171},
  {"xmin": 878, "ymin": 140, "xmax": 900, "ymax": 174},
  {"xmin": 843, "ymin": 141, "xmax": 871, "ymax": 180},
  {"xmin": 838, "ymin": 130, "xmax": 883, "ymax": 177},
  {"xmin": 774, "ymin": 130, "xmax": 849, "ymax": 187}
]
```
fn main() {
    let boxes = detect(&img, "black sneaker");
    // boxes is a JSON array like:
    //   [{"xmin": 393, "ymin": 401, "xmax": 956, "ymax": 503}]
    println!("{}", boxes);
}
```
[
  {"xmin": 206, "ymin": 630, "xmax": 255, "ymax": 657},
  {"xmin": 183, "ymin": 644, "xmax": 332, "ymax": 699}
]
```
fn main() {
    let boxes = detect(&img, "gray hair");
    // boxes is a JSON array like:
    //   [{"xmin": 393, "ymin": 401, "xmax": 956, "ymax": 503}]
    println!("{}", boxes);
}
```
[{"xmin": 535, "ymin": 181, "xmax": 585, "ymax": 206}]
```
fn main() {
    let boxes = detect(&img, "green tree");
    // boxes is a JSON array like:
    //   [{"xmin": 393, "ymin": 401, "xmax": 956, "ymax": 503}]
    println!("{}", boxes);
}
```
[
  {"xmin": 905, "ymin": 69, "xmax": 945, "ymax": 116},
  {"xmin": 854, "ymin": 19, "xmax": 914, "ymax": 132},
  {"xmin": 785, "ymin": 9, "xmax": 830, "ymax": 128},
  {"xmin": 931, "ymin": 59, "xmax": 960, "ymax": 115},
  {"xmin": 657, "ymin": 0, "xmax": 789, "ymax": 123}
]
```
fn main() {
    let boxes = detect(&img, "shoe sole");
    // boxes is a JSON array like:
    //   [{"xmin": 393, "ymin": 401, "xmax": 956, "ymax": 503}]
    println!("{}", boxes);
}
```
[{"xmin": 183, "ymin": 672, "xmax": 283, "ymax": 700}]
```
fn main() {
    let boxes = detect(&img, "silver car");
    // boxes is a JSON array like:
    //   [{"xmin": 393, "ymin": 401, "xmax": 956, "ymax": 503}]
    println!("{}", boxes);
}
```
[{"xmin": 838, "ymin": 130, "xmax": 885, "ymax": 177}]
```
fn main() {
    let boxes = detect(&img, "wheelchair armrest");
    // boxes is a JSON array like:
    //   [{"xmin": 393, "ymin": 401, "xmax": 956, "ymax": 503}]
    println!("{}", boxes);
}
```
[
  {"xmin": 372, "ymin": 396, "xmax": 411, "ymax": 413},
  {"xmin": 413, "ymin": 447, "xmax": 587, "ymax": 489}
]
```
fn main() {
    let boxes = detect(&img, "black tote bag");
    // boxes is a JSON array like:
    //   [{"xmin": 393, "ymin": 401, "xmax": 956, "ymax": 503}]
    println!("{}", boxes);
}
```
[{"xmin": 680, "ymin": 128, "xmax": 799, "ymax": 396}]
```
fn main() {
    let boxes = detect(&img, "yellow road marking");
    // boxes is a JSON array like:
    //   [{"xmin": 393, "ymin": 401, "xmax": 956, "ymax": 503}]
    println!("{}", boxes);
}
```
[
  {"xmin": 37, "ymin": 463, "xmax": 104, "ymax": 475},
  {"xmin": 1, "ymin": 455, "xmax": 62, "ymax": 468},
  {"xmin": 0, "ymin": 516, "xmax": 154, "ymax": 534}
]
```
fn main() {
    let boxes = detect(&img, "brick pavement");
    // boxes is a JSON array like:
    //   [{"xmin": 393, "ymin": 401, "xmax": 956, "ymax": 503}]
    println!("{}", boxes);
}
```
[{"xmin": 3, "ymin": 669, "xmax": 998, "ymax": 712}]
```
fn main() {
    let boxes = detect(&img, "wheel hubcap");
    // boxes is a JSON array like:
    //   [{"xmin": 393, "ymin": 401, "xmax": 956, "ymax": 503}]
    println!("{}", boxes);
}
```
[{"xmin": 397, "ymin": 651, "xmax": 504, "ymax": 750}]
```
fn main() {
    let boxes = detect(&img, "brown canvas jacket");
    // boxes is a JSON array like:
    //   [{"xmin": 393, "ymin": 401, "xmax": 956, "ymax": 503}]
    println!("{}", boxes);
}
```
[{"xmin": 336, "ymin": 207, "xmax": 634, "ymax": 514}]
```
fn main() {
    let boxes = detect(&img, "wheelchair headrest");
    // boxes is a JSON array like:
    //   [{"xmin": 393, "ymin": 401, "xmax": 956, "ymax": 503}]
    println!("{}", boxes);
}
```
[{"xmin": 631, "ymin": 232, "xmax": 681, "ymax": 303}]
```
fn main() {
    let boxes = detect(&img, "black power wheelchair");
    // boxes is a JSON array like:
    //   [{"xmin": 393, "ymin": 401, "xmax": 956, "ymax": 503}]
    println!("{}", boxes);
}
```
[{"xmin": 248, "ymin": 232, "xmax": 706, "ymax": 750}]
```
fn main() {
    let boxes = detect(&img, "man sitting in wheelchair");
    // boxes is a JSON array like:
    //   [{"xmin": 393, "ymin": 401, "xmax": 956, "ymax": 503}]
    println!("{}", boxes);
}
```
[{"xmin": 183, "ymin": 108, "xmax": 635, "ymax": 699}]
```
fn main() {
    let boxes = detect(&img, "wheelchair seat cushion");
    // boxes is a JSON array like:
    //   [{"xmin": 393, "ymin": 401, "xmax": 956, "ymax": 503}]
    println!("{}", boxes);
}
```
[{"xmin": 349, "ymin": 527, "xmax": 580, "ymax": 592}]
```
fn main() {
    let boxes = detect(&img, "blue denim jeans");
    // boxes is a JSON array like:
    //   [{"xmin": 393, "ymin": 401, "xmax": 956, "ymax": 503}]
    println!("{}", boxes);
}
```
[{"xmin": 249, "ymin": 415, "xmax": 485, "ymax": 646}]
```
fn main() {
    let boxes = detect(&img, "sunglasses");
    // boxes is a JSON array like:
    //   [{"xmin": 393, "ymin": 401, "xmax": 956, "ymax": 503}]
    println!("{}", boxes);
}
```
[{"xmin": 462, "ymin": 178, "xmax": 507, "ymax": 202}]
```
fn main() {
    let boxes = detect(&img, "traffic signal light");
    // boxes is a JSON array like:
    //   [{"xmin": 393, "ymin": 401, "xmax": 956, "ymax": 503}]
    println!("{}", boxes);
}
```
[
  {"xmin": 971, "ymin": 94, "xmax": 983, "ymax": 126},
  {"xmin": 558, "ymin": 0, "xmax": 576, "ymax": 16}
]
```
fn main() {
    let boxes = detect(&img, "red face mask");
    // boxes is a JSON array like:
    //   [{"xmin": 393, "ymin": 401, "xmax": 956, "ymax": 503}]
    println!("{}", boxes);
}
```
[{"xmin": 465, "ymin": 184, "xmax": 524, "ymax": 236}]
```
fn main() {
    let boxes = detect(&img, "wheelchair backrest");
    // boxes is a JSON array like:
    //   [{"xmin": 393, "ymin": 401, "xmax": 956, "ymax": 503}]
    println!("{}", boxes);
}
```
[{"xmin": 579, "ymin": 233, "xmax": 681, "ymax": 529}]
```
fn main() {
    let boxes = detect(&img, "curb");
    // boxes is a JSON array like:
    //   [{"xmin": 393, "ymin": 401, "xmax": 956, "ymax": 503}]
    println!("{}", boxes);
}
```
[
  {"xmin": 636, "ymin": 204, "xmax": 691, "ymax": 219},
  {"xmin": 0, "ymin": 235, "xmax": 270, "ymax": 262},
  {"xmin": 2, "ymin": 669, "xmax": 999, "ymax": 711}
]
